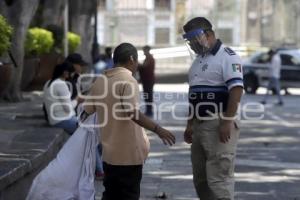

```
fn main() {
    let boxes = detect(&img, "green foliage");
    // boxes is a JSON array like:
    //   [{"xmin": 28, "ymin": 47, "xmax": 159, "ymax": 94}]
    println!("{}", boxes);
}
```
[
  {"xmin": 25, "ymin": 27, "xmax": 54, "ymax": 56},
  {"xmin": 0, "ymin": 15, "xmax": 13, "ymax": 56},
  {"xmin": 68, "ymin": 32, "xmax": 81, "ymax": 53}
]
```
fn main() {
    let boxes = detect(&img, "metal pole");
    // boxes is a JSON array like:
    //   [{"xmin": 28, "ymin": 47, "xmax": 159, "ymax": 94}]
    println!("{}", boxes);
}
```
[
  {"xmin": 259, "ymin": 0, "xmax": 263, "ymax": 46},
  {"xmin": 92, "ymin": 0, "xmax": 99, "ymax": 63},
  {"xmin": 64, "ymin": 0, "xmax": 69, "ymax": 57},
  {"xmin": 296, "ymin": 0, "xmax": 300, "ymax": 46},
  {"xmin": 94, "ymin": 1, "xmax": 98, "ymax": 45},
  {"xmin": 214, "ymin": 1, "xmax": 218, "ymax": 31}
]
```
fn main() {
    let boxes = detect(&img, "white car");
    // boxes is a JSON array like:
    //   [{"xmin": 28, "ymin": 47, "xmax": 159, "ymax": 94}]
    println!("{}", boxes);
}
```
[{"xmin": 243, "ymin": 49, "xmax": 300, "ymax": 94}]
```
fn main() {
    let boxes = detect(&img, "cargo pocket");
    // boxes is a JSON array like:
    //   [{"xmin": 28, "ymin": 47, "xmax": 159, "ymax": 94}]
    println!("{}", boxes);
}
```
[{"xmin": 207, "ymin": 153, "xmax": 235, "ymax": 183}]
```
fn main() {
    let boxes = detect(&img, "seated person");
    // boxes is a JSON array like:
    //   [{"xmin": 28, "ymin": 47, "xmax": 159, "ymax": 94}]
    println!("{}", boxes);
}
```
[{"xmin": 43, "ymin": 62, "xmax": 78, "ymax": 134}]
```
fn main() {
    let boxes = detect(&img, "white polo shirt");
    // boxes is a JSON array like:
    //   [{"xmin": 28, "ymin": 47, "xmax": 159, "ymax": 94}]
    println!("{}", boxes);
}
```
[
  {"xmin": 43, "ymin": 79, "xmax": 77, "ymax": 125},
  {"xmin": 269, "ymin": 53, "xmax": 281, "ymax": 79},
  {"xmin": 188, "ymin": 39, "xmax": 243, "ymax": 117}
]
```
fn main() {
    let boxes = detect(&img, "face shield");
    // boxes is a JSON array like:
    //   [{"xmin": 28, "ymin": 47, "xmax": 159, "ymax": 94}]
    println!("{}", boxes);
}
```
[{"xmin": 183, "ymin": 28, "xmax": 210, "ymax": 58}]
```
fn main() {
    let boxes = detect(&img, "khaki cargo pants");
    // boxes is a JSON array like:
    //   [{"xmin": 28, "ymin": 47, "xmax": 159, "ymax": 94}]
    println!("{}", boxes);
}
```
[{"xmin": 191, "ymin": 118, "xmax": 240, "ymax": 200}]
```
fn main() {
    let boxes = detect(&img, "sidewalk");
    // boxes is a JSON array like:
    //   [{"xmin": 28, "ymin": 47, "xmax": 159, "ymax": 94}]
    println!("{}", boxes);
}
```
[
  {"xmin": 0, "ymin": 92, "xmax": 67, "ymax": 200},
  {"xmin": 95, "ymin": 88, "xmax": 300, "ymax": 200},
  {"xmin": 95, "ymin": 127, "xmax": 196, "ymax": 200},
  {"xmin": 1, "ymin": 88, "xmax": 300, "ymax": 199}
]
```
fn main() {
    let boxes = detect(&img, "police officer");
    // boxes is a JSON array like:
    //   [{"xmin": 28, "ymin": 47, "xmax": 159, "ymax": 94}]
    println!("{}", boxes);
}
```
[{"xmin": 182, "ymin": 17, "xmax": 243, "ymax": 200}]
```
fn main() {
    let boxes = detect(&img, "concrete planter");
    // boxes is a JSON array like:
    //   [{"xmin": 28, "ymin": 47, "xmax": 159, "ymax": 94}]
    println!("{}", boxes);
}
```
[
  {"xmin": 25, "ymin": 53, "xmax": 64, "ymax": 91},
  {"xmin": 21, "ymin": 57, "xmax": 40, "ymax": 91},
  {"xmin": 0, "ymin": 62, "xmax": 12, "ymax": 96}
]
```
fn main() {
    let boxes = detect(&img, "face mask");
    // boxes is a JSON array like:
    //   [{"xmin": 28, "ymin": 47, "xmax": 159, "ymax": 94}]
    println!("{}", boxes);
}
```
[{"xmin": 183, "ymin": 28, "xmax": 210, "ymax": 58}]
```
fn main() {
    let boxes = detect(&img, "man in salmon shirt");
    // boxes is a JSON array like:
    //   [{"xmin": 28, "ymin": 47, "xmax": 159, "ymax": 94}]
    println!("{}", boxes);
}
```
[{"xmin": 84, "ymin": 43, "xmax": 175, "ymax": 200}]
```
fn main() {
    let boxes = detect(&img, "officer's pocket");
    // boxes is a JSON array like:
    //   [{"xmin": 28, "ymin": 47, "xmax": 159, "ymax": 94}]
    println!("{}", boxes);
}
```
[
  {"xmin": 218, "ymin": 153, "xmax": 235, "ymax": 178},
  {"xmin": 208, "ymin": 153, "xmax": 235, "ymax": 181},
  {"xmin": 233, "ymin": 120, "xmax": 240, "ymax": 130}
]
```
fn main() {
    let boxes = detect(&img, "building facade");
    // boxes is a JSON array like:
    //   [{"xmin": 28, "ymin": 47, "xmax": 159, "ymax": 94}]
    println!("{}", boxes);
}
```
[
  {"xmin": 97, "ymin": 0, "xmax": 242, "ymax": 47},
  {"xmin": 97, "ymin": 0, "xmax": 179, "ymax": 47},
  {"xmin": 96, "ymin": 0, "xmax": 300, "ymax": 48},
  {"xmin": 240, "ymin": 0, "xmax": 300, "ymax": 48}
]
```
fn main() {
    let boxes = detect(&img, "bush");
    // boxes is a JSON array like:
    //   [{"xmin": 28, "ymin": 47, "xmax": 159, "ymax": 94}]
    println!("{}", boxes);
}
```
[
  {"xmin": 68, "ymin": 32, "xmax": 81, "ymax": 53},
  {"xmin": 0, "ymin": 15, "xmax": 13, "ymax": 56},
  {"xmin": 46, "ymin": 26, "xmax": 81, "ymax": 54},
  {"xmin": 25, "ymin": 27, "xmax": 54, "ymax": 56}
]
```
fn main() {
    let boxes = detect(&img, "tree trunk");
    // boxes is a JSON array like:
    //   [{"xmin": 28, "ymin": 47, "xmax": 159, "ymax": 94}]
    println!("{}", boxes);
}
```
[
  {"xmin": 69, "ymin": 0, "xmax": 96, "ymax": 63},
  {"xmin": 0, "ymin": 0, "xmax": 39, "ymax": 101},
  {"xmin": 41, "ymin": 0, "xmax": 66, "ymax": 27}
]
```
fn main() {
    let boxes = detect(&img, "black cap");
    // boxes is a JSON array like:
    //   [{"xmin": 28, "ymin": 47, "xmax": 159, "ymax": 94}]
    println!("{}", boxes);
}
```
[
  {"xmin": 66, "ymin": 53, "xmax": 88, "ymax": 66},
  {"xmin": 60, "ymin": 61, "xmax": 75, "ymax": 73},
  {"xmin": 183, "ymin": 17, "xmax": 213, "ymax": 33}
]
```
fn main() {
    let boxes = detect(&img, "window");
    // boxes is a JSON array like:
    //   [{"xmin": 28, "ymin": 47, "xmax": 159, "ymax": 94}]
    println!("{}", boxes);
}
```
[
  {"xmin": 117, "ymin": 0, "xmax": 147, "ymax": 9},
  {"xmin": 291, "ymin": 57, "xmax": 300, "ymax": 66},
  {"xmin": 99, "ymin": 0, "xmax": 106, "ymax": 10},
  {"xmin": 155, "ymin": 0, "xmax": 171, "ymax": 10},
  {"xmin": 217, "ymin": 0, "xmax": 235, "ymax": 13},
  {"xmin": 155, "ymin": 28, "xmax": 170, "ymax": 44},
  {"xmin": 281, "ymin": 54, "xmax": 300, "ymax": 66},
  {"xmin": 217, "ymin": 28, "xmax": 233, "ymax": 44},
  {"xmin": 253, "ymin": 53, "xmax": 271, "ymax": 64},
  {"xmin": 118, "ymin": 15, "xmax": 147, "ymax": 45}
]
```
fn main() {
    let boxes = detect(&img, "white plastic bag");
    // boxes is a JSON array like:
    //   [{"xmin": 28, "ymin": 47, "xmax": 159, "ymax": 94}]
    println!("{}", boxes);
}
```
[{"xmin": 26, "ymin": 114, "xmax": 98, "ymax": 200}]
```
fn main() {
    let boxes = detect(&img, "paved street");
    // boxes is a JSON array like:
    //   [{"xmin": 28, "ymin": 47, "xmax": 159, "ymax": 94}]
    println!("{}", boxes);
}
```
[{"xmin": 95, "ymin": 84, "xmax": 300, "ymax": 200}]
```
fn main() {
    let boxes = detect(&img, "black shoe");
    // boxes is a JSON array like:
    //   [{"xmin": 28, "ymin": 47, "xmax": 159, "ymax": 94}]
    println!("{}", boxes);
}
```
[
  {"xmin": 277, "ymin": 101, "xmax": 284, "ymax": 106},
  {"xmin": 145, "ymin": 111, "xmax": 153, "ymax": 117},
  {"xmin": 260, "ymin": 101, "xmax": 266, "ymax": 105}
]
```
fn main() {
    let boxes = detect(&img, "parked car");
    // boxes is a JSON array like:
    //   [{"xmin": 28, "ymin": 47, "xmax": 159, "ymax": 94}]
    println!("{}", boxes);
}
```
[{"xmin": 243, "ymin": 49, "xmax": 300, "ymax": 94}]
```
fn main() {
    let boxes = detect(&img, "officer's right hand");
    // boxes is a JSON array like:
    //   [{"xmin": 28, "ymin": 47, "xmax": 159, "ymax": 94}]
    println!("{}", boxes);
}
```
[{"xmin": 184, "ymin": 127, "xmax": 193, "ymax": 144}]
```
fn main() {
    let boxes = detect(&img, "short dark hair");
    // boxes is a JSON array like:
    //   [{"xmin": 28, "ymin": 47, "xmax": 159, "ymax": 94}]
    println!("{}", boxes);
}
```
[
  {"xmin": 105, "ymin": 47, "xmax": 112, "ymax": 55},
  {"xmin": 48, "ymin": 62, "xmax": 74, "ymax": 87},
  {"xmin": 268, "ymin": 49, "xmax": 275, "ymax": 55},
  {"xmin": 183, "ymin": 17, "xmax": 213, "ymax": 33},
  {"xmin": 143, "ymin": 45, "xmax": 151, "ymax": 52},
  {"xmin": 113, "ymin": 43, "xmax": 138, "ymax": 65}
]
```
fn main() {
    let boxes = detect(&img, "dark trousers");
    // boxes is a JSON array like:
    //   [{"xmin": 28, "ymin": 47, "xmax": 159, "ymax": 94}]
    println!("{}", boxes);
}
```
[
  {"xmin": 102, "ymin": 162, "xmax": 143, "ymax": 200},
  {"xmin": 142, "ymin": 81, "xmax": 154, "ymax": 114}
]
